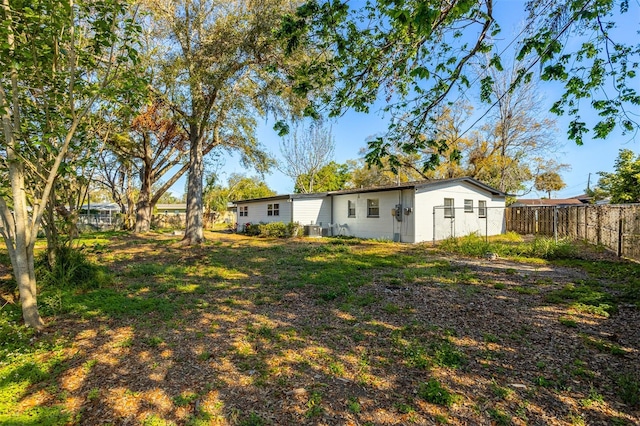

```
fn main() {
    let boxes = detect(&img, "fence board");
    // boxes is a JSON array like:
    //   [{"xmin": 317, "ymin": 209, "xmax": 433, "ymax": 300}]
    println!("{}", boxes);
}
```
[{"xmin": 505, "ymin": 204, "xmax": 640, "ymax": 262}]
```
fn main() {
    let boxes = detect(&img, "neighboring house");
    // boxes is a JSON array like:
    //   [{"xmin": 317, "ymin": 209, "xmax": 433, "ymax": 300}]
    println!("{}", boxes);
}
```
[
  {"xmin": 155, "ymin": 203, "xmax": 187, "ymax": 215},
  {"xmin": 78, "ymin": 202, "xmax": 121, "ymax": 227},
  {"xmin": 234, "ymin": 192, "xmax": 332, "ymax": 230},
  {"xmin": 234, "ymin": 177, "xmax": 507, "ymax": 243}
]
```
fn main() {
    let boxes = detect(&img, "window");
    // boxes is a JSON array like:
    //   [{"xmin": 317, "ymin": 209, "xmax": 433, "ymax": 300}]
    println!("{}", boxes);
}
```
[
  {"xmin": 348, "ymin": 200, "xmax": 356, "ymax": 218},
  {"xmin": 464, "ymin": 199, "xmax": 473, "ymax": 213},
  {"xmin": 267, "ymin": 203, "xmax": 279, "ymax": 216},
  {"xmin": 239, "ymin": 206, "xmax": 248, "ymax": 217},
  {"xmin": 478, "ymin": 200, "xmax": 487, "ymax": 218},
  {"xmin": 367, "ymin": 199, "xmax": 379, "ymax": 217},
  {"xmin": 444, "ymin": 198, "xmax": 454, "ymax": 218}
]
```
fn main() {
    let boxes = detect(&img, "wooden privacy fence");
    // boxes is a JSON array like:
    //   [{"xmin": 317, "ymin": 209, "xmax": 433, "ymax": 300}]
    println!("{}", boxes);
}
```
[{"xmin": 505, "ymin": 204, "xmax": 640, "ymax": 261}]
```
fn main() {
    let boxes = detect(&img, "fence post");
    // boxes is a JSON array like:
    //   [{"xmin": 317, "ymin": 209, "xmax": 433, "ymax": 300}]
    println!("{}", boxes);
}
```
[
  {"xmin": 596, "ymin": 206, "xmax": 602, "ymax": 245},
  {"xmin": 617, "ymin": 208, "xmax": 623, "ymax": 257},
  {"xmin": 485, "ymin": 210, "xmax": 488, "ymax": 242},
  {"xmin": 584, "ymin": 206, "xmax": 588, "ymax": 241},
  {"xmin": 553, "ymin": 206, "xmax": 558, "ymax": 243}
]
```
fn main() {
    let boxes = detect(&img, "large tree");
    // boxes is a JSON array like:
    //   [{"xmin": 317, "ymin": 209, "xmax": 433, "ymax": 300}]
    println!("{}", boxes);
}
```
[
  {"xmin": 295, "ymin": 161, "xmax": 350, "ymax": 193},
  {"xmin": 0, "ymin": 0, "xmax": 142, "ymax": 328},
  {"xmin": 280, "ymin": 0, "xmax": 639, "ymax": 167},
  {"xmin": 466, "ymin": 61, "xmax": 560, "ymax": 194},
  {"xmin": 112, "ymin": 100, "xmax": 190, "ymax": 233},
  {"xmin": 204, "ymin": 173, "xmax": 275, "ymax": 217},
  {"xmin": 279, "ymin": 120, "xmax": 335, "ymax": 193},
  {"xmin": 535, "ymin": 171, "xmax": 566, "ymax": 198},
  {"xmin": 596, "ymin": 149, "xmax": 640, "ymax": 204},
  {"xmin": 145, "ymin": 0, "xmax": 308, "ymax": 245}
]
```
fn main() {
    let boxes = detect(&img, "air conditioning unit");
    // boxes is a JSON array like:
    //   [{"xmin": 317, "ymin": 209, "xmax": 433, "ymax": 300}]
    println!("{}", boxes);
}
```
[{"xmin": 304, "ymin": 225, "xmax": 322, "ymax": 237}]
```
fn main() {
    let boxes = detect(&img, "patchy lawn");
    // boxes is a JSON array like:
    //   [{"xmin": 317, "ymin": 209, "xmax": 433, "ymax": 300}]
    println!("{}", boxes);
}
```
[{"xmin": 1, "ymin": 231, "xmax": 639, "ymax": 425}]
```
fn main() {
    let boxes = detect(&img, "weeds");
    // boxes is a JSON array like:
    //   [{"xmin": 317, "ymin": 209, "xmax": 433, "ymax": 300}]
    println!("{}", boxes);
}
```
[
  {"xmin": 417, "ymin": 378, "xmax": 459, "ymax": 407},
  {"xmin": 305, "ymin": 392, "xmax": 324, "ymax": 418},
  {"xmin": 617, "ymin": 374, "xmax": 640, "ymax": 407},
  {"xmin": 559, "ymin": 316, "xmax": 578, "ymax": 327},
  {"xmin": 438, "ymin": 233, "xmax": 575, "ymax": 260},
  {"xmin": 347, "ymin": 397, "xmax": 361, "ymax": 414},
  {"xmin": 487, "ymin": 407, "xmax": 511, "ymax": 425},
  {"xmin": 36, "ymin": 246, "xmax": 112, "ymax": 289},
  {"xmin": 239, "ymin": 412, "xmax": 265, "ymax": 426}
]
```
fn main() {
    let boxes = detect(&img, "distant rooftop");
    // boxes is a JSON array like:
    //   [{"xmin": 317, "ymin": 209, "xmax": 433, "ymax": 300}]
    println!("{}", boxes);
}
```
[{"xmin": 511, "ymin": 198, "xmax": 585, "ymax": 207}]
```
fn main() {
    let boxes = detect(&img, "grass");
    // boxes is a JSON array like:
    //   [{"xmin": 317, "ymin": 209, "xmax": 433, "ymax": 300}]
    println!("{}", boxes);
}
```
[{"xmin": 0, "ymin": 231, "xmax": 638, "ymax": 425}]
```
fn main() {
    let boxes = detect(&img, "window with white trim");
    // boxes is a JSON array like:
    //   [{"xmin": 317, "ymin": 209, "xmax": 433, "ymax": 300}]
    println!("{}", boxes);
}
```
[
  {"xmin": 367, "ymin": 199, "xmax": 379, "ymax": 218},
  {"xmin": 444, "ymin": 198, "xmax": 454, "ymax": 218},
  {"xmin": 478, "ymin": 200, "xmax": 487, "ymax": 218},
  {"xmin": 267, "ymin": 203, "xmax": 280, "ymax": 216},
  {"xmin": 348, "ymin": 200, "xmax": 356, "ymax": 218},
  {"xmin": 464, "ymin": 199, "xmax": 473, "ymax": 213},
  {"xmin": 239, "ymin": 206, "xmax": 248, "ymax": 217}
]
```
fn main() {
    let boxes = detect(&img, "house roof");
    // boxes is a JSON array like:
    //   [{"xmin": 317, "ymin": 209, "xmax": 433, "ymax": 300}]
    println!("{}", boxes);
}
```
[
  {"xmin": 156, "ymin": 203, "xmax": 187, "ymax": 210},
  {"xmin": 511, "ymin": 198, "xmax": 584, "ymax": 207},
  {"xmin": 232, "ymin": 192, "xmax": 330, "ymax": 204},
  {"xmin": 233, "ymin": 177, "xmax": 506, "ymax": 205},
  {"xmin": 328, "ymin": 177, "xmax": 506, "ymax": 197},
  {"xmin": 80, "ymin": 203, "xmax": 120, "ymax": 212}
]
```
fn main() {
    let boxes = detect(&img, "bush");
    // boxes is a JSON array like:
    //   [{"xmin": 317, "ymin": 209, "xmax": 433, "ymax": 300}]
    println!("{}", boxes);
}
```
[
  {"xmin": 243, "ymin": 222, "xmax": 302, "ymax": 238},
  {"xmin": 243, "ymin": 222, "xmax": 262, "ymax": 236},
  {"xmin": 36, "ymin": 246, "xmax": 112, "ymax": 289}
]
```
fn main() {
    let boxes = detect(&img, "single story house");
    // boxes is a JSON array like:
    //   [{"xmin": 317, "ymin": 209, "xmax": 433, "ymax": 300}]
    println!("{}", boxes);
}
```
[
  {"xmin": 233, "ymin": 177, "xmax": 506, "ymax": 243},
  {"xmin": 155, "ymin": 203, "xmax": 187, "ymax": 215}
]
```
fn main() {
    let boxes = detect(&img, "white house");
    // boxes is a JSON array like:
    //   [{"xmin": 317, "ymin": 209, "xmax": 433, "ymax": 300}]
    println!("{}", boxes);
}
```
[{"xmin": 234, "ymin": 177, "xmax": 506, "ymax": 243}]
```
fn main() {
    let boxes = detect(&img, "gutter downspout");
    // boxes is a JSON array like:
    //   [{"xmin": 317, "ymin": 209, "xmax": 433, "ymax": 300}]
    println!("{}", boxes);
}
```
[
  {"xmin": 330, "ymin": 194, "xmax": 334, "ymax": 236},
  {"xmin": 290, "ymin": 196, "xmax": 294, "ymax": 224},
  {"xmin": 432, "ymin": 205, "xmax": 436, "ymax": 245}
]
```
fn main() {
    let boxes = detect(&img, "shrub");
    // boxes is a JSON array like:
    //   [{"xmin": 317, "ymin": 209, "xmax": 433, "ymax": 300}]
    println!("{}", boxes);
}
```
[
  {"xmin": 243, "ymin": 222, "xmax": 302, "ymax": 238},
  {"xmin": 243, "ymin": 222, "xmax": 261, "ymax": 236},
  {"xmin": 35, "ymin": 245, "xmax": 111, "ymax": 289}
]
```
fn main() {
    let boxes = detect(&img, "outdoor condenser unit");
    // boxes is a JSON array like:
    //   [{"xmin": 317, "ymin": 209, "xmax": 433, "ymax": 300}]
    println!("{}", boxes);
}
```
[{"xmin": 304, "ymin": 225, "xmax": 322, "ymax": 237}]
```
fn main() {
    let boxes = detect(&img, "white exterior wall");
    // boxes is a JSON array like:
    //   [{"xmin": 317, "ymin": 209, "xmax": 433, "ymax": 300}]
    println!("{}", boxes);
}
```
[
  {"xmin": 292, "ymin": 197, "xmax": 332, "ymax": 227},
  {"xmin": 332, "ymin": 190, "xmax": 410, "ymax": 241},
  {"xmin": 236, "ymin": 199, "xmax": 292, "ymax": 230},
  {"xmin": 414, "ymin": 182, "xmax": 505, "ymax": 242}
]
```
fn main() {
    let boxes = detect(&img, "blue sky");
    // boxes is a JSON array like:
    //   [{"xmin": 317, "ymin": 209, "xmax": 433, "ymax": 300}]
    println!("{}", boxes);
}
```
[{"xmin": 174, "ymin": 0, "xmax": 639, "ymax": 199}]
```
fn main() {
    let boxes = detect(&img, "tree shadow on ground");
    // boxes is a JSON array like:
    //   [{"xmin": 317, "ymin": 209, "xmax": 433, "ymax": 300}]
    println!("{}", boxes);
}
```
[{"xmin": 2, "ymin": 231, "xmax": 639, "ymax": 425}]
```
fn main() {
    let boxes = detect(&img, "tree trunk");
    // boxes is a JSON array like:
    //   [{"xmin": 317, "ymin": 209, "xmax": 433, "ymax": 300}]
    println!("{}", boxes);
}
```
[
  {"xmin": 9, "ymin": 161, "xmax": 44, "ymax": 329},
  {"xmin": 44, "ymin": 189, "xmax": 59, "ymax": 268},
  {"xmin": 14, "ymin": 246, "xmax": 43, "ymax": 329},
  {"xmin": 125, "ymin": 189, "xmax": 136, "ymax": 230},
  {"xmin": 134, "ymin": 142, "xmax": 154, "ymax": 233},
  {"xmin": 135, "ymin": 200, "xmax": 152, "ymax": 233},
  {"xmin": 183, "ymin": 126, "xmax": 204, "ymax": 244}
]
